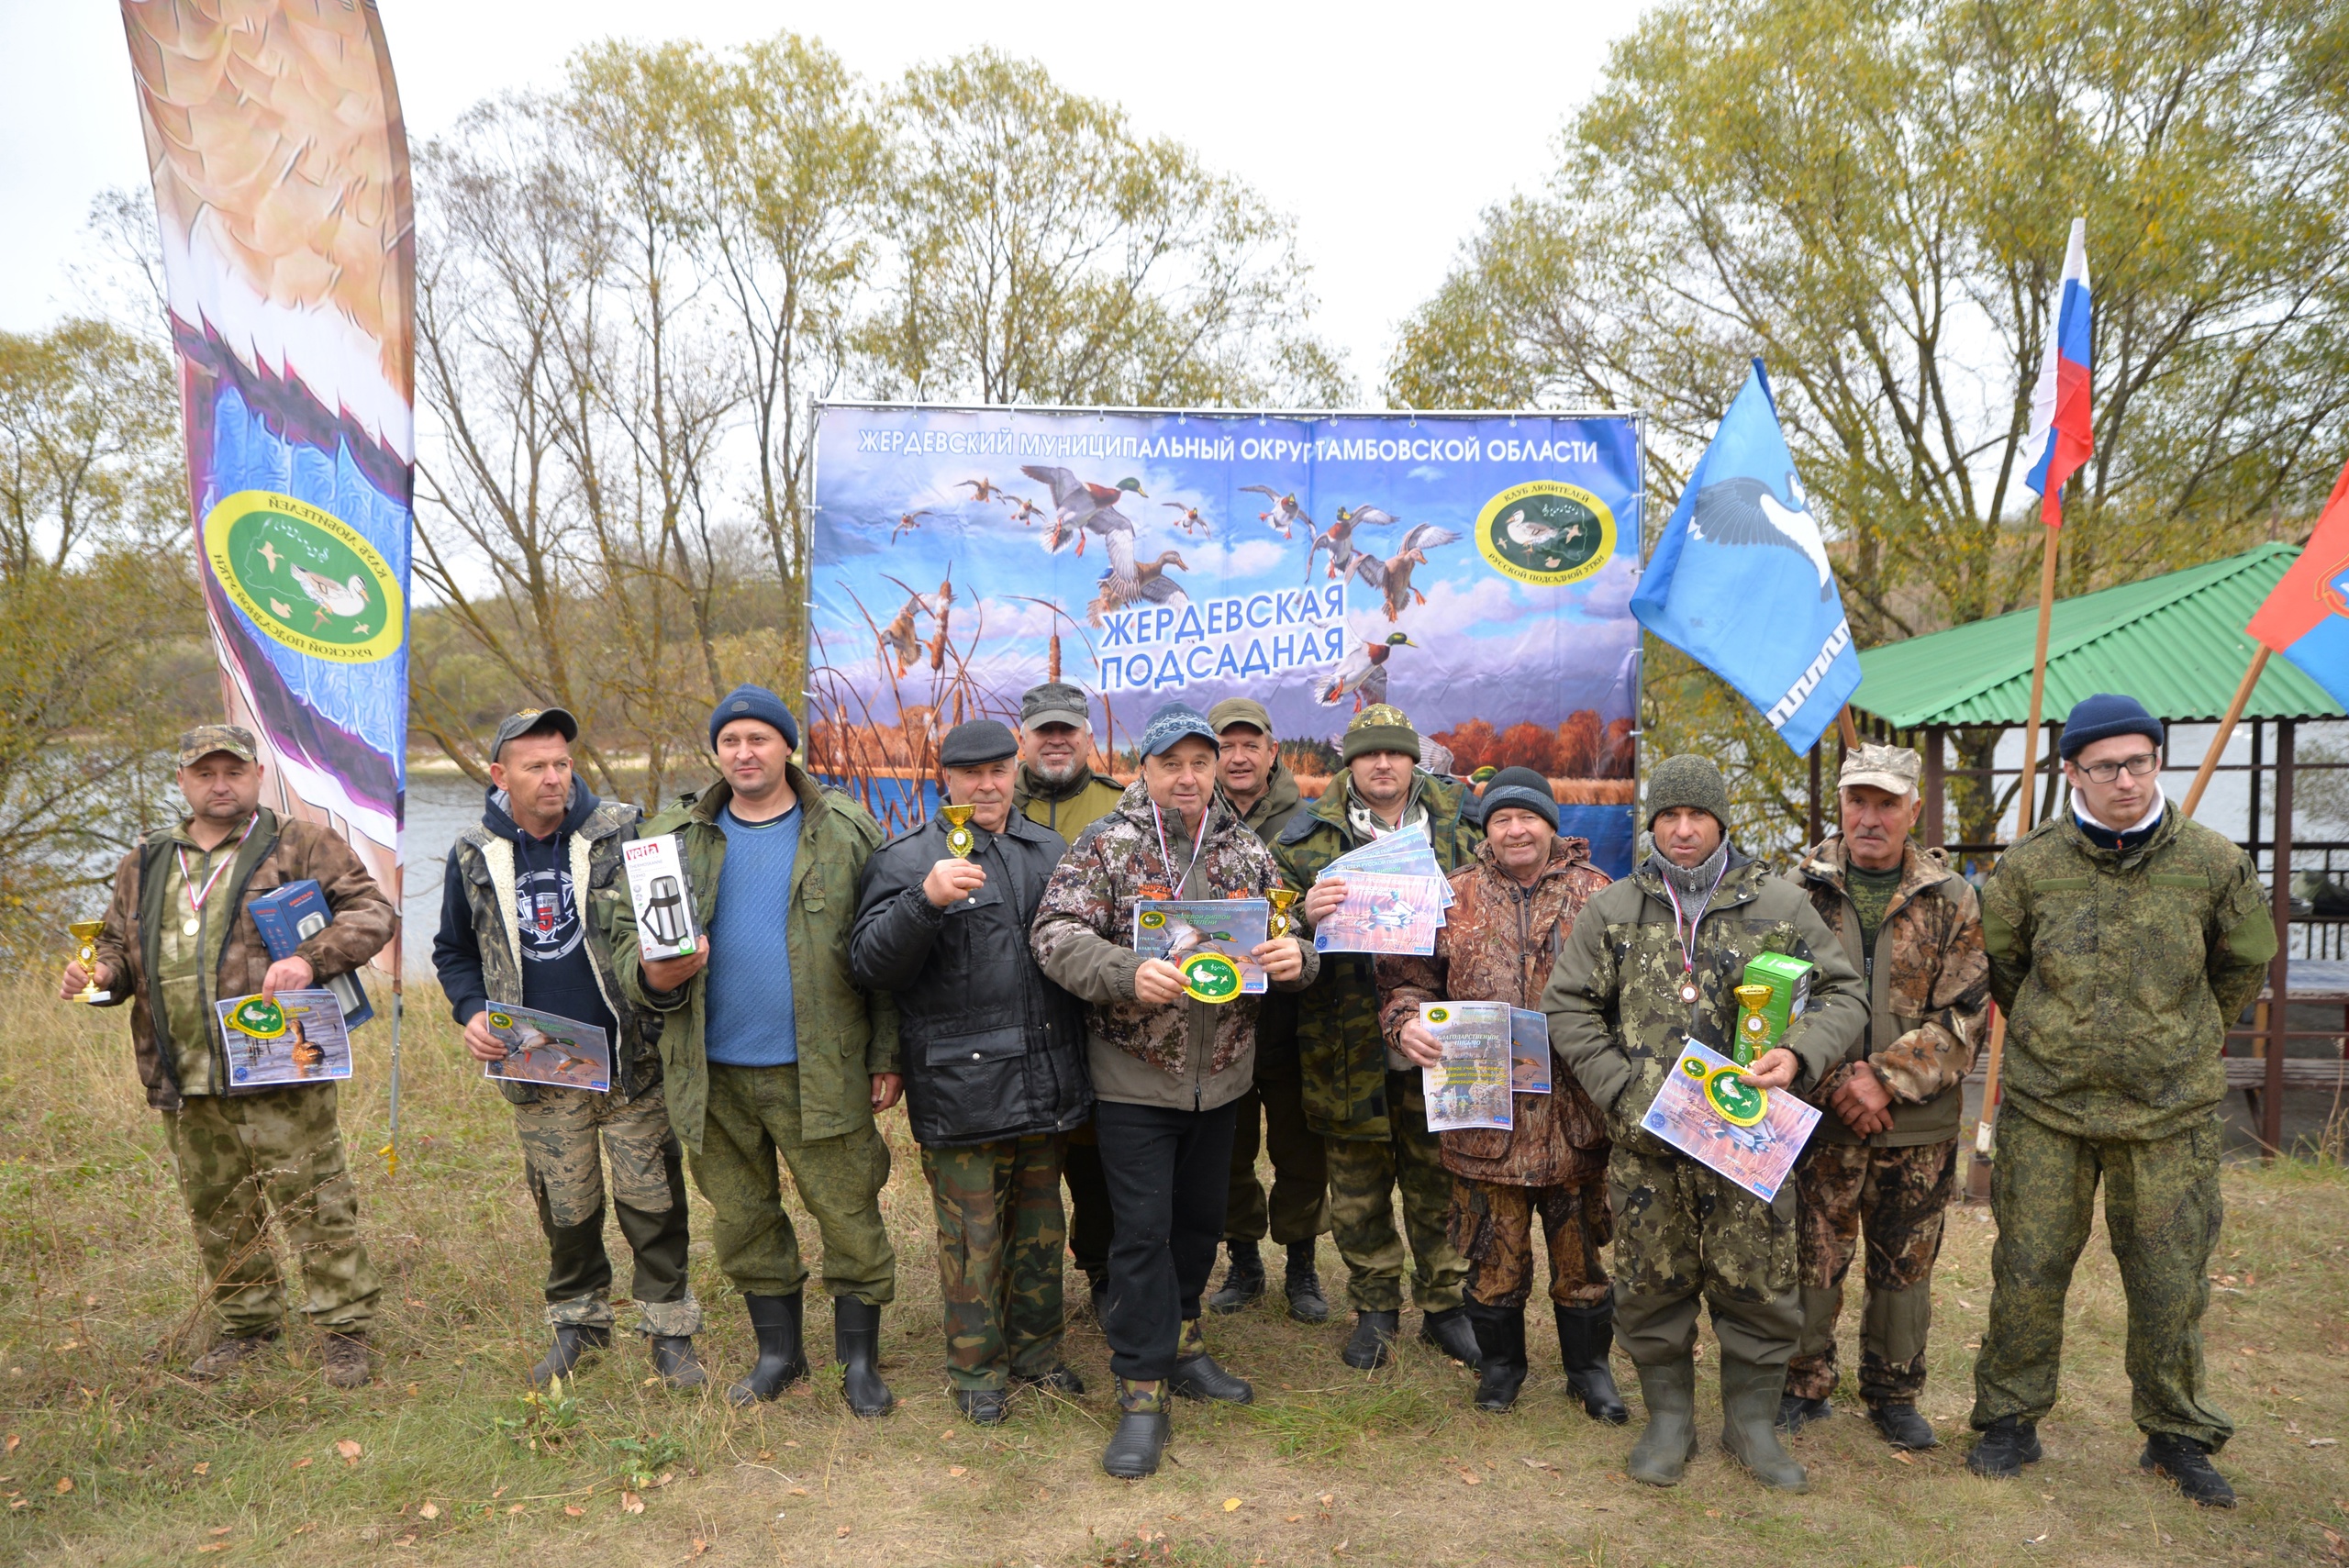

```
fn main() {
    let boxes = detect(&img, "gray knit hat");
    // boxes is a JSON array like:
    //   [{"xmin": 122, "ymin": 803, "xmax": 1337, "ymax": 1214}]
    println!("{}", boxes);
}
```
[{"xmin": 1644, "ymin": 754, "xmax": 1731, "ymax": 830}]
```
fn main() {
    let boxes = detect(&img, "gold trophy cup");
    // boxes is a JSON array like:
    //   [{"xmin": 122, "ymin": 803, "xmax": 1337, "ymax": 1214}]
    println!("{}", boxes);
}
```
[
  {"xmin": 1731, "ymin": 983, "xmax": 1774, "ymax": 1068},
  {"xmin": 68, "ymin": 919, "xmax": 111, "ymax": 1005},
  {"xmin": 1267, "ymin": 885, "xmax": 1299, "ymax": 940},
  {"xmin": 939, "ymin": 802, "xmax": 977, "ymax": 859}
]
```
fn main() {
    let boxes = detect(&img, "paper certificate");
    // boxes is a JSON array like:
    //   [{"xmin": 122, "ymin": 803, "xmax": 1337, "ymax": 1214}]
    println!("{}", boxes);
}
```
[
  {"xmin": 1509, "ymin": 1007, "xmax": 1553, "ymax": 1094},
  {"xmin": 1312, "ymin": 871, "xmax": 1446, "ymax": 955},
  {"xmin": 215, "ymin": 989, "xmax": 353, "ymax": 1087},
  {"xmin": 482, "ymin": 1002, "xmax": 613, "ymax": 1092},
  {"xmin": 1637, "ymin": 1039, "xmax": 1821, "ymax": 1202},
  {"xmin": 1133, "ymin": 899, "xmax": 1272, "ymax": 997},
  {"xmin": 1419, "ymin": 1001, "xmax": 1514, "ymax": 1131}
]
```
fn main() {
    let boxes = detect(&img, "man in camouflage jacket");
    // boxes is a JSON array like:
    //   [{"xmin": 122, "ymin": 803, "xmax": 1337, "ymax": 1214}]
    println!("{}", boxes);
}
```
[
  {"xmin": 1966, "ymin": 695, "xmax": 2272, "ymax": 1509},
  {"xmin": 1275, "ymin": 705, "xmax": 1482, "ymax": 1372},
  {"xmin": 1545, "ymin": 754, "xmax": 1865, "ymax": 1493},
  {"xmin": 1377, "ymin": 770, "xmax": 1622, "ymax": 1421},
  {"xmin": 1778, "ymin": 744, "xmax": 1987, "ymax": 1451}
]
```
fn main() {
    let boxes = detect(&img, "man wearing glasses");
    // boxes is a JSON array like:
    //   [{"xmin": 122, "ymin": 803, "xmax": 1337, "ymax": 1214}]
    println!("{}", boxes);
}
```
[{"xmin": 1967, "ymin": 693, "xmax": 2272, "ymax": 1509}]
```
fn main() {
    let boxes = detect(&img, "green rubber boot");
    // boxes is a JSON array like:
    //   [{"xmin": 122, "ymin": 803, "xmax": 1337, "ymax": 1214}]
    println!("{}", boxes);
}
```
[
  {"xmin": 1719, "ymin": 1351, "xmax": 1809, "ymax": 1493},
  {"xmin": 1626, "ymin": 1358, "xmax": 1699, "ymax": 1486}
]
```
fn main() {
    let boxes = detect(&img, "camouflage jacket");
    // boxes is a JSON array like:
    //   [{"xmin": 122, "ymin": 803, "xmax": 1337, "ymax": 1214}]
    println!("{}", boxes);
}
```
[
  {"xmin": 1223, "ymin": 761, "xmax": 1308, "ymax": 1058},
  {"xmin": 1786, "ymin": 837, "xmax": 1989, "ymax": 1147},
  {"xmin": 1377, "ymin": 837, "xmax": 1612, "ymax": 1187},
  {"xmin": 1275, "ymin": 769, "xmax": 1481, "ymax": 1140},
  {"xmin": 1981, "ymin": 803, "xmax": 2273, "ymax": 1141},
  {"xmin": 1016, "ymin": 762, "xmax": 1126, "ymax": 841},
  {"xmin": 1030, "ymin": 781, "xmax": 1318, "ymax": 1112},
  {"xmin": 1542, "ymin": 846, "xmax": 1867, "ymax": 1157},
  {"xmin": 606, "ymin": 766, "xmax": 899, "ymax": 1156}
]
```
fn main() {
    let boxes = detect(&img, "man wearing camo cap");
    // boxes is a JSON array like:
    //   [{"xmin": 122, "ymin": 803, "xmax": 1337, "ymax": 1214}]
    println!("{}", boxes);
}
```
[{"xmin": 64, "ymin": 724, "xmax": 396, "ymax": 1388}]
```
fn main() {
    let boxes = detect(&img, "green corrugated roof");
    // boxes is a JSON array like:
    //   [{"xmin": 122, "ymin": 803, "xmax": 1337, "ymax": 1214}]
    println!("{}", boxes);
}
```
[{"xmin": 1853, "ymin": 541, "xmax": 2344, "ymax": 728}]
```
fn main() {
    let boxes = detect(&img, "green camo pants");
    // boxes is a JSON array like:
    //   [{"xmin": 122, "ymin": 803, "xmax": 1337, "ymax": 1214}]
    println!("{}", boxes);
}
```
[
  {"xmin": 1223, "ymin": 1043, "xmax": 1330, "ymax": 1248},
  {"xmin": 692, "ymin": 1062, "xmax": 896, "ymax": 1306},
  {"xmin": 513, "ymin": 1084, "xmax": 699, "ymax": 1336},
  {"xmin": 163, "ymin": 1085, "xmax": 380, "ymax": 1336},
  {"xmin": 1787, "ymin": 1139, "xmax": 1956, "ymax": 1405},
  {"xmin": 922, "ymin": 1136, "xmax": 1067, "ymax": 1391},
  {"xmin": 1971, "ymin": 1111, "xmax": 2232, "ymax": 1448},
  {"xmin": 1324, "ymin": 1070, "xmax": 1465, "ymax": 1314},
  {"xmin": 1608, "ymin": 1140, "xmax": 1801, "ymax": 1367}
]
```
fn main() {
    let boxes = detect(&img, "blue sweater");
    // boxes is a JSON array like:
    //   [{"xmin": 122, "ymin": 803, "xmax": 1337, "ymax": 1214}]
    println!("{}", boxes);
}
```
[{"xmin": 703, "ymin": 805, "xmax": 802, "ymax": 1066}]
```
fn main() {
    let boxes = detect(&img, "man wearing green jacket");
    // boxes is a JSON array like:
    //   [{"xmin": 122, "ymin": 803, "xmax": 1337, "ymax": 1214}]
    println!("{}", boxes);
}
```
[
  {"xmin": 1276, "ymin": 705, "xmax": 1482, "ymax": 1371},
  {"xmin": 607, "ymin": 684, "xmax": 903, "ymax": 1418},
  {"xmin": 1545, "ymin": 754, "xmax": 1866, "ymax": 1494},
  {"xmin": 1967, "ymin": 694, "xmax": 2271, "ymax": 1509}
]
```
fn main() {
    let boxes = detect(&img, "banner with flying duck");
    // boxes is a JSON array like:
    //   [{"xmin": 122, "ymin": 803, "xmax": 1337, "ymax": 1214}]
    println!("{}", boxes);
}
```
[{"xmin": 808, "ymin": 406, "xmax": 1645, "ymax": 874}]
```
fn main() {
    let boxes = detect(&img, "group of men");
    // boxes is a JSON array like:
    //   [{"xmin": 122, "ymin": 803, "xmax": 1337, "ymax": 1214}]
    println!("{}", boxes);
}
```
[{"xmin": 64, "ymin": 684, "xmax": 2261, "ymax": 1504}]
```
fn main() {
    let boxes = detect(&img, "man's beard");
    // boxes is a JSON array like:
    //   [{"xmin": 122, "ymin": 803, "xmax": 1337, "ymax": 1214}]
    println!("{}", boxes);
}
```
[{"xmin": 1030, "ymin": 757, "xmax": 1084, "ymax": 786}]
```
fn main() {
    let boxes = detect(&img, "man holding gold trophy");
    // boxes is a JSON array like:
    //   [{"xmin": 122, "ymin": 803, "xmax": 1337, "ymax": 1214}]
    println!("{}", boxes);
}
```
[{"xmin": 851, "ymin": 719, "xmax": 1094, "ymax": 1425}]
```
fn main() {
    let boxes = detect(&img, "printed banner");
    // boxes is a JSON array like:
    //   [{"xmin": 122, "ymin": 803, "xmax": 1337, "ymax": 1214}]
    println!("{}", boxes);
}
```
[
  {"xmin": 122, "ymin": 1, "xmax": 415, "ymax": 936},
  {"xmin": 808, "ymin": 406, "xmax": 1643, "ymax": 874}
]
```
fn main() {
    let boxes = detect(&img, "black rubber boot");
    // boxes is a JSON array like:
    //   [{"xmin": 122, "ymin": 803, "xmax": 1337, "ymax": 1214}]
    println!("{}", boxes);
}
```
[
  {"xmin": 1777, "ymin": 1393, "xmax": 1833, "ymax": 1432},
  {"xmin": 1284, "ymin": 1241, "xmax": 1329, "ymax": 1324},
  {"xmin": 1469, "ymin": 1303, "xmax": 1527, "ymax": 1412},
  {"xmin": 1342, "ymin": 1309, "xmax": 1400, "ymax": 1370},
  {"xmin": 832, "ymin": 1296, "xmax": 895, "ymax": 1418},
  {"xmin": 1627, "ymin": 1358, "xmax": 1699, "ymax": 1485},
  {"xmin": 1014, "ymin": 1364, "xmax": 1086, "ymax": 1396},
  {"xmin": 1719, "ymin": 1351, "xmax": 1809, "ymax": 1492},
  {"xmin": 1103, "ymin": 1381, "xmax": 1171, "ymax": 1478},
  {"xmin": 1207, "ymin": 1240, "xmax": 1265, "ymax": 1314},
  {"xmin": 1965, "ymin": 1416, "xmax": 2043, "ymax": 1478},
  {"xmin": 727, "ymin": 1293, "xmax": 807, "ymax": 1407},
  {"xmin": 1419, "ymin": 1305, "xmax": 1482, "ymax": 1369},
  {"xmin": 650, "ymin": 1334, "xmax": 707, "ymax": 1389},
  {"xmin": 954, "ymin": 1387, "xmax": 1009, "ymax": 1426},
  {"xmin": 2141, "ymin": 1433, "xmax": 2236, "ymax": 1507},
  {"xmin": 531, "ymin": 1324, "xmax": 610, "ymax": 1386},
  {"xmin": 1169, "ymin": 1319, "xmax": 1253, "ymax": 1404},
  {"xmin": 1553, "ymin": 1301, "xmax": 1629, "ymax": 1424},
  {"xmin": 1868, "ymin": 1400, "xmax": 1936, "ymax": 1451}
]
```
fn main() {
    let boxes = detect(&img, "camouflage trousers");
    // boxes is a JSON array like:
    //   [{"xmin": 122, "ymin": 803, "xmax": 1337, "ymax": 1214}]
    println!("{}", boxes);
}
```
[
  {"xmin": 1786, "ymin": 1139, "xmax": 1956, "ymax": 1405},
  {"xmin": 1972, "ymin": 1111, "xmax": 2232, "ymax": 1448},
  {"xmin": 1324, "ymin": 1071, "xmax": 1466, "ymax": 1314},
  {"xmin": 692, "ymin": 1062, "xmax": 896, "ymax": 1306},
  {"xmin": 512, "ymin": 1084, "xmax": 699, "ymax": 1337},
  {"xmin": 921, "ymin": 1136, "xmax": 1067, "ymax": 1392},
  {"xmin": 1609, "ymin": 1140, "xmax": 1801, "ymax": 1367},
  {"xmin": 1450, "ymin": 1176, "xmax": 1611, "ymax": 1310},
  {"xmin": 1223, "ymin": 1042, "xmax": 1330, "ymax": 1248},
  {"xmin": 162, "ymin": 1085, "xmax": 380, "ymax": 1337}
]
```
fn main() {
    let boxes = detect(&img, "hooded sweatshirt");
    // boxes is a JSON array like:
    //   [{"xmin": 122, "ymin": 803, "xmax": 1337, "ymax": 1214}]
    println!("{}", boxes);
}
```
[{"xmin": 434, "ymin": 777, "xmax": 618, "ymax": 1041}]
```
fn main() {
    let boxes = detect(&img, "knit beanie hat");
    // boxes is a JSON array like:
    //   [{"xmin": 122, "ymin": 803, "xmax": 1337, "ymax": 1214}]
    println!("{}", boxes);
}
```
[
  {"xmin": 1478, "ymin": 766, "xmax": 1559, "ymax": 832},
  {"xmin": 1342, "ymin": 703, "xmax": 1420, "ymax": 764},
  {"xmin": 1644, "ymin": 753, "xmax": 1731, "ymax": 830},
  {"xmin": 709, "ymin": 684, "xmax": 799, "ymax": 751},
  {"xmin": 2058, "ymin": 693, "xmax": 2164, "ymax": 761}
]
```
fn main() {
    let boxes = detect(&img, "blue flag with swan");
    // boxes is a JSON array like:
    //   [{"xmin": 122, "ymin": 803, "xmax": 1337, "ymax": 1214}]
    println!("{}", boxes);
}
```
[{"xmin": 1631, "ymin": 361, "xmax": 1859, "ymax": 756}]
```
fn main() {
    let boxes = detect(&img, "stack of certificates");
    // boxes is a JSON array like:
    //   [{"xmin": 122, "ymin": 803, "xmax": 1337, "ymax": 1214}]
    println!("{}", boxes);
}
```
[{"xmin": 1310, "ymin": 821, "xmax": 1453, "ymax": 957}]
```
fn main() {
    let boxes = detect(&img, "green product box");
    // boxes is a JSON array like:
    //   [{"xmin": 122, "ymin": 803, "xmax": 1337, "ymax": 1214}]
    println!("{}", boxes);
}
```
[{"xmin": 1737, "ymin": 952, "xmax": 1815, "ymax": 1056}]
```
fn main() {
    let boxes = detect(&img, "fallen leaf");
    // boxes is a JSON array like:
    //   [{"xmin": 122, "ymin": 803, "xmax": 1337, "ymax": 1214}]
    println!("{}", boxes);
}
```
[
  {"xmin": 2312, "ymin": 1438, "xmax": 2340, "ymax": 1448},
  {"xmin": 192, "ymin": 1462, "xmax": 209, "ymax": 1476},
  {"xmin": 1319, "ymin": 1493, "xmax": 1334, "ymax": 1507},
  {"xmin": 564, "ymin": 1506, "xmax": 584, "ymax": 1518},
  {"xmin": 507, "ymin": 1503, "xmax": 526, "ymax": 1515},
  {"xmin": 291, "ymin": 1458, "xmax": 312, "ymax": 1471},
  {"xmin": 1894, "ymin": 1450, "xmax": 1915, "ymax": 1465},
  {"xmin": 209, "ymin": 1526, "xmax": 231, "ymax": 1537},
  {"xmin": 492, "ymin": 1485, "xmax": 507, "ymax": 1499},
  {"xmin": 1706, "ymin": 1508, "xmax": 1721, "ymax": 1518},
  {"xmin": 755, "ymin": 1450, "xmax": 773, "ymax": 1462},
  {"xmin": 6, "ymin": 1501, "xmax": 24, "ymax": 1511},
  {"xmin": 393, "ymin": 1533, "xmax": 417, "ymax": 1548},
  {"xmin": 418, "ymin": 1502, "xmax": 440, "ymax": 1520},
  {"xmin": 1458, "ymin": 1470, "xmax": 1481, "ymax": 1485},
  {"xmin": 197, "ymin": 1545, "xmax": 228, "ymax": 1554},
  {"xmin": 788, "ymin": 1486, "xmax": 809, "ymax": 1496},
  {"xmin": 293, "ymin": 1522, "xmax": 315, "ymax": 1535},
  {"xmin": 948, "ymin": 1466, "xmax": 968, "ymax": 1477},
  {"xmin": 1519, "ymin": 1457, "xmax": 1558, "ymax": 1473},
  {"xmin": 836, "ymin": 1525, "xmax": 852, "ymax": 1538},
  {"xmin": 335, "ymin": 1440, "xmax": 362, "ymax": 1465},
  {"xmin": 783, "ymin": 1440, "xmax": 800, "ymax": 1449},
  {"xmin": 1224, "ymin": 1497, "xmax": 1243, "ymax": 1511},
  {"xmin": 619, "ymin": 1491, "xmax": 644, "ymax": 1515},
  {"xmin": 2, "ymin": 1437, "xmax": 16, "ymax": 1456},
  {"xmin": 1286, "ymin": 1514, "xmax": 1303, "ymax": 1523},
  {"xmin": 53, "ymin": 1478, "xmax": 72, "ymax": 1495},
  {"xmin": 692, "ymin": 1541, "xmax": 708, "ymax": 1558}
]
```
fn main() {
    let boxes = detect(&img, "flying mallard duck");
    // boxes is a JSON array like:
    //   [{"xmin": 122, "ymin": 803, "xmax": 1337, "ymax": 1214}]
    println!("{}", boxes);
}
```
[
  {"xmin": 1019, "ymin": 466, "xmax": 1147, "ymax": 556},
  {"xmin": 1306, "ymin": 504, "xmax": 1397, "ymax": 582},
  {"xmin": 1087, "ymin": 549, "xmax": 1188, "ymax": 626},
  {"xmin": 290, "ymin": 564, "xmax": 368, "ymax": 629},
  {"xmin": 1687, "ymin": 472, "xmax": 1832, "ymax": 597},
  {"xmin": 1319, "ymin": 630, "xmax": 1417, "ymax": 711},
  {"xmin": 889, "ymin": 509, "xmax": 934, "ymax": 545},
  {"xmin": 876, "ymin": 573, "xmax": 943, "ymax": 675},
  {"xmin": 956, "ymin": 476, "xmax": 1007, "ymax": 503},
  {"xmin": 1004, "ymin": 494, "xmax": 1044, "ymax": 527},
  {"xmin": 1350, "ymin": 523, "xmax": 1461, "ymax": 621},
  {"xmin": 1238, "ymin": 484, "xmax": 1310, "ymax": 540},
  {"xmin": 1161, "ymin": 502, "xmax": 1209, "ymax": 536}
]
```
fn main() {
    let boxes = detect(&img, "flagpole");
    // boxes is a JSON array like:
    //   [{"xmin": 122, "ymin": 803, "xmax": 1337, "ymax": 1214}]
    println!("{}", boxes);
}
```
[
  {"xmin": 2011, "ymin": 524, "xmax": 2062, "ymax": 841},
  {"xmin": 2183, "ymin": 648, "xmax": 2270, "ymax": 818}
]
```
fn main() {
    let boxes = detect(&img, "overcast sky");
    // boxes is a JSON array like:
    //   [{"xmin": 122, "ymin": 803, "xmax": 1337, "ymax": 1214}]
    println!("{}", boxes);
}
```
[{"xmin": 1, "ymin": 0, "xmax": 1653, "ymax": 393}]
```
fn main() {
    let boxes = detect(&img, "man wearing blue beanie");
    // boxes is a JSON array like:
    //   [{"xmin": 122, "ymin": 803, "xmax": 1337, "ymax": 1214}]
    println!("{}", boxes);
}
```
[
  {"xmin": 607, "ymin": 683, "xmax": 905, "ymax": 1418},
  {"xmin": 1967, "ymin": 692, "xmax": 2272, "ymax": 1508}
]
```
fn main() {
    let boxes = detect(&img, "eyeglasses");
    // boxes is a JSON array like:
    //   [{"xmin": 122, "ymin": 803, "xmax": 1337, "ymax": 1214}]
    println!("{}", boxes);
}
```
[{"xmin": 2074, "ymin": 752, "xmax": 2160, "ymax": 784}]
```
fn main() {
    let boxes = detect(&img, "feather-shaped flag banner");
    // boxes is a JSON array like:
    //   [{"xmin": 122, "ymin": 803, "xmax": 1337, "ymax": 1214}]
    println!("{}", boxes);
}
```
[{"xmin": 119, "ymin": 0, "xmax": 413, "ymax": 938}]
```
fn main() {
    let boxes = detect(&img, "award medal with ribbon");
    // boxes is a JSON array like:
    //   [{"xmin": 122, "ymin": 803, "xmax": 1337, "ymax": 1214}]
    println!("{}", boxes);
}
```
[
  {"xmin": 177, "ymin": 812, "xmax": 261, "ymax": 938},
  {"xmin": 1660, "ymin": 857, "xmax": 1727, "ymax": 1009}
]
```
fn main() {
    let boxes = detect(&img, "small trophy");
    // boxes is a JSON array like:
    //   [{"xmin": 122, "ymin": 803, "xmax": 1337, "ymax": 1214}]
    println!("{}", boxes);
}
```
[
  {"xmin": 68, "ymin": 919, "xmax": 111, "ymax": 1005},
  {"xmin": 1731, "ymin": 983, "xmax": 1774, "ymax": 1068},
  {"xmin": 940, "ymin": 802, "xmax": 978, "ymax": 859},
  {"xmin": 1266, "ymin": 885, "xmax": 1299, "ymax": 940}
]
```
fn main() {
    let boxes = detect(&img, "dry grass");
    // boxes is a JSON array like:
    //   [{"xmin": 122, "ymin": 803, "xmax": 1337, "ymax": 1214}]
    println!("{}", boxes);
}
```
[{"xmin": 3, "ymin": 977, "xmax": 2347, "ymax": 1566}]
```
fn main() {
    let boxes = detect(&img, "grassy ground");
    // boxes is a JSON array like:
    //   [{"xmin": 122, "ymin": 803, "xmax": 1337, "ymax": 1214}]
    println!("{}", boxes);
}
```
[{"xmin": 3, "ymin": 980, "xmax": 2346, "ymax": 1567}]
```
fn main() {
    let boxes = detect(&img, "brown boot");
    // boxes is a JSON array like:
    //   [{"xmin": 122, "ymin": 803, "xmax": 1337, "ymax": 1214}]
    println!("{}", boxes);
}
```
[
  {"xmin": 320, "ymin": 1331, "xmax": 373, "ymax": 1389},
  {"xmin": 188, "ymin": 1330, "xmax": 278, "ymax": 1382}
]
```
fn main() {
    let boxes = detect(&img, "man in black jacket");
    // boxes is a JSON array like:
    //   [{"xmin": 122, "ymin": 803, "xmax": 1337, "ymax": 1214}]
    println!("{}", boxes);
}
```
[{"xmin": 850, "ymin": 719, "xmax": 1094, "ymax": 1425}]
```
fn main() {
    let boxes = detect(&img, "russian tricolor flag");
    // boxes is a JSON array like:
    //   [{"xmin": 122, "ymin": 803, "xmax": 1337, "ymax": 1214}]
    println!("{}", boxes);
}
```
[
  {"xmin": 2247, "ymin": 458, "xmax": 2349, "ymax": 709},
  {"xmin": 2021, "ymin": 218, "xmax": 2093, "ymax": 528}
]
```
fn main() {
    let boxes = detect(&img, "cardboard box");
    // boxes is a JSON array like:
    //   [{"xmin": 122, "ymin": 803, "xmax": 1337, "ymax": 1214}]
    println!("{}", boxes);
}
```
[
  {"xmin": 246, "ymin": 880, "xmax": 376, "ymax": 1029},
  {"xmin": 622, "ymin": 833, "xmax": 700, "ymax": 961},
  {"xmin": 1738, "ymin": 951, "xmax": 1814, "ymax": 1054}
]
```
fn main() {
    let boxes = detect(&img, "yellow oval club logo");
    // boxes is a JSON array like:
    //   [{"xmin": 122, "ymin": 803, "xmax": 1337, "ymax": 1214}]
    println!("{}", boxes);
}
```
[
  {"xmin": 487, "ymin": 1011, "xmax": 514, "ymax": 1030},
  {"xmin": 1179, "ymin": 951, "xmax": 1244, "ymax": 1004},
  {"xmin": 1138, "ymin": 910, "xmax": 1167, "ymax": 929},
  {"xmin": 1427, "ymin": 1006, "xmax": 1450, "ymax": 1024},
  {"xmin": 1703, "ymin": 1066, "xmax": 1768, "ymax": 1127},
  {"xmin": 1475, "ymin": 481, "xmax": 1615, "ymax": 586},
  {"xmin": 202, "ymin": 489, "xmax": 404, "ymax": 663},
  {"xmin": 227, "ymin": 997, "xmax": 288, "ymax": 1040}
]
